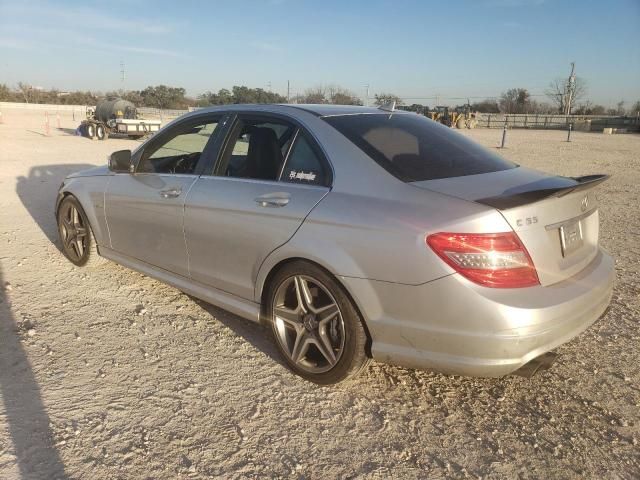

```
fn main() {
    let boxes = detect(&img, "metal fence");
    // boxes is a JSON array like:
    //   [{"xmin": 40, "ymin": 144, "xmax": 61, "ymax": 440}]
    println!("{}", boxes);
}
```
[{"xmin": 476, "ymin": 113, "xmax": 640, "ymax": 132}]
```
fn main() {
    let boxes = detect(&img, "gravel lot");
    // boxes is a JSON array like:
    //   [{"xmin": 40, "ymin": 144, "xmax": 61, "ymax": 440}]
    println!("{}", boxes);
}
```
[{"xmin": 0, "ymin": 109, "xmax": 638, "ymax": 479}]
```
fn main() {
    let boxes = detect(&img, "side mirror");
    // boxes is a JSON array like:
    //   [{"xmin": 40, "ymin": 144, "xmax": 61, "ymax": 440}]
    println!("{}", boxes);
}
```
[{"xmin": 108, "ymin": 150, "xmax": 133, "ymax": 173}]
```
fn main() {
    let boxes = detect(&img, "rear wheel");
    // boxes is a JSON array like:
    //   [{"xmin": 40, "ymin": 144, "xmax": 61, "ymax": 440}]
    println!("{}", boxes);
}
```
[
  {"xmin": 57, "ymin": 196, "xmax": 105, "ymax": 267},
  {"xmin": 96, "ymin": 124, "xmax": 108, "ymax": 140},
  {"xmin": 266, "ymin": 261, "xmax": 370, "ymax": 384},
  {"xmin": 85, "ymin": 123, "xmax": 96, "ymax": 139}
]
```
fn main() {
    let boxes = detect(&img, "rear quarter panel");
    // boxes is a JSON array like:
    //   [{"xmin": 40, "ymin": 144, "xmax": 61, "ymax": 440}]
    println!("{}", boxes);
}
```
[{"xmin": 256, "ymin": 185, "xmax": 513, "ymax": 300}]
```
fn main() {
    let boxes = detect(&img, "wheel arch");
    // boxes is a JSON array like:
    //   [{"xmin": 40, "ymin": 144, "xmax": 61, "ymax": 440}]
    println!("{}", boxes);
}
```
[
  {"xmin": 56, "ymin": 179, "xmax": 110, "ymax": 248},
  {"xmin": 258, "ymin": 256, "xmax": 373, "ymax": 357}
]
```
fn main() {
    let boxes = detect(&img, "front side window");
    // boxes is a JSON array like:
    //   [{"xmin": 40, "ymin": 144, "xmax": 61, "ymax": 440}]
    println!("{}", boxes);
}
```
[
  {"xmin": 138, "ymin": 118, "xmax": 220, "ymax": 174},
  {"xmin": 324, "ymin": 113, "xmax": 516, "ymax": 182},
  {"xmin": 281, "ymin": 134, "xmax": 328, "ymax": 186}
]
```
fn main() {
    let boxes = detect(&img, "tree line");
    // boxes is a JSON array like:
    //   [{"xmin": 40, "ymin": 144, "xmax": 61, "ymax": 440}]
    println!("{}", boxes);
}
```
[{"xmin": 1, "ymin": 80, "xmax": 638, "ymax": 116}]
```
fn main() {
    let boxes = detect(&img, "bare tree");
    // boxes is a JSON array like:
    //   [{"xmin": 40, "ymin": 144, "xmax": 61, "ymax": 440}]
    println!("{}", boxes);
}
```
[
  {"xmin": 545, "ymin": 77, "xmax": 587, "ymax": 114},
  {"xmin": 301, "ymin": 86, "xmax": 328, "ymax": 104},
  {"xmin": 17, "ymin": 82, "xmax": 34, "ymax": 103},
  {"xmin": 299, "ymin": 85, "xmax": 362, "ymax": 105}
]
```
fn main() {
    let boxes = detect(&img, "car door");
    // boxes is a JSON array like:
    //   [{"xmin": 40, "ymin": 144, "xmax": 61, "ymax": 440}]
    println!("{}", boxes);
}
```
[
  {"xmin": 105, "ymin": 114, "xmax": 226, "ymax": 276},
  {"xmin": 184, "ymin": 113, "xmax": 332, "ymax": 300}
]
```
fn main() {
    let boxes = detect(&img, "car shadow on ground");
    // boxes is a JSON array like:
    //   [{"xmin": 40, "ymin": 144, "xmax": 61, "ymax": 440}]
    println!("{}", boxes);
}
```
[
  {"xmin": 0, "ymin": 266, "xmax": 68, "ymax": 478},
  {"xmin": 191, "ymin": 297, "xmax": 288, "ymax": 370},
  {"xmin": 16, "ymin": 164, "xmax": 95, "ymax": 247}
]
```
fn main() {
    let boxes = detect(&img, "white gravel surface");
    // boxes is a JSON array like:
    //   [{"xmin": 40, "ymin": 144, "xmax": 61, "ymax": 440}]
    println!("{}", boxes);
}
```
[{"xmin": 0, "ymin": 109, "xmax": 638, "ymax": 479}]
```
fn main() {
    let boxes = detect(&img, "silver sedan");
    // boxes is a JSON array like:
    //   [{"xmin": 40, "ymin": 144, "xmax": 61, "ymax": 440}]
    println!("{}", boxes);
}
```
[{"xmin": 55, "ymin": 104, "xmax": 614, "ymax": 384}]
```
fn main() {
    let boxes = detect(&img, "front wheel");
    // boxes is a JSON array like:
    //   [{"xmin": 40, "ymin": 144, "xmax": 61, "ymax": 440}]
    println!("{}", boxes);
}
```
[
  {"xmin": 266, "ymin": 261, "xmax": 370, "ymax": 384},
  {"xmin": 57, "ymin": 196, "xmax": 105, "ymax": 267}
]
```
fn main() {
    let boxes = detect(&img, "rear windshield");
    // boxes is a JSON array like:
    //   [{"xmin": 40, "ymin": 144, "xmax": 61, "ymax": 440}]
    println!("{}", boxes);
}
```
[{"xmin": 323, "ymin": 113, "xmax": 516, "ymax": 182}]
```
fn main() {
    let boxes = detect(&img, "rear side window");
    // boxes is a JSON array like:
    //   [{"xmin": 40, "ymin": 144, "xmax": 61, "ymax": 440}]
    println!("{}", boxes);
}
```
[
  {"xmin": 323, "ymin": 113, "xmax": 516, "ymax": 182},
  {"xmin": 281, "ymin": 134, "xmax": 328, "ymax": 186}
]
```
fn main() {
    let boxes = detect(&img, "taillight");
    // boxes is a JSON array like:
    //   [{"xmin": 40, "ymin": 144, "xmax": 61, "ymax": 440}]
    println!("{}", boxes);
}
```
[{"xmin": 426, "ymin": 232, "xmax": 539, "ymax": 288}]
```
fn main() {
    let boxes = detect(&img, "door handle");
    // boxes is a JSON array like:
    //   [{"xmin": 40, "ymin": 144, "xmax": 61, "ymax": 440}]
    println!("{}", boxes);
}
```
[
  {"xmin": 254, "ymin": 193, "xmax": 290, "ymax": 208},
  {"xmin": 159, "ymin": 188, "xmax": 182, "ymax": 198}
]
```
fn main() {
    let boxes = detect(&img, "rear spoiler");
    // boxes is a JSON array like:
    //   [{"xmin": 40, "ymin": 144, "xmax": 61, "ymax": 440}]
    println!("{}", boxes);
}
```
[{"xmin": 476, "ymin": 174, "xmax": 609, "ymax": 210}]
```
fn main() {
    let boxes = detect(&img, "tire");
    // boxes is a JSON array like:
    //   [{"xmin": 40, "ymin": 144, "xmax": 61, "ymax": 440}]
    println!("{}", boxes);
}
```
[
  {"xmin": 266, "ymin": 261, "xmax": 370, "ymax": 384},
  {"xmin": 96, "ymin": 124, "xmax": 108, "ymax": 140},
  {"xmin": 57, "ymin": 195, "xmax": 106, "ymax": 268},
  {"xmin": 85, "ymin": 123, "xmax": 96, "ymax": 139}
]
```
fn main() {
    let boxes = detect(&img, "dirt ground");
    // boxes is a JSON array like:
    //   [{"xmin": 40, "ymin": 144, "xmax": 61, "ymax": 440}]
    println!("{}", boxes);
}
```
[{"xmin": 0, "ymin": 108, "xmax": 638, "ymax": 480}]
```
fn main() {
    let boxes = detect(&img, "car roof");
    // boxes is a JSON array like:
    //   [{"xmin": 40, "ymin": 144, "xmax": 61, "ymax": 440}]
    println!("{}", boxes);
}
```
[{"xmin": 186, "ymin": 103, "xmax": 406, "ymax": 118}]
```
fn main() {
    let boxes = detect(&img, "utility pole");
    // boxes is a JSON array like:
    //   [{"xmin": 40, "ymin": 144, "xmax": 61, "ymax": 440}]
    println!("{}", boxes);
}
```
[
  {"xmin": 120, "ymin": 60, "xmax": 125, "ymax": 83},
  {"xmin": 565, "ymin": 62, "xmax": 576, "ymax": 115},
  {"xmin": 287, "ymin": 80, "xmax": 290, "ymax": 103},
  {"xmin": 364, "ymin": 84, "xmax": 370, "ymax": 106},
  {"xmin": 267, "ymin": 81, "xmax": 272, "ymax": 91}
]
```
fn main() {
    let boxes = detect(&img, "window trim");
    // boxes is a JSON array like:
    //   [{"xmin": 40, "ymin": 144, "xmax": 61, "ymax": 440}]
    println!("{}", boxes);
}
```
[
  {"xmin": 208, "ymin": 111, "xmax": 334, "ymax": 188},
  {"xmin": 277, "ymin": 128, "xmax": 300, "ymax": 181},
  {"xmin": 132, "ymin": 113, "xmax": 227, "ymax": 176}
]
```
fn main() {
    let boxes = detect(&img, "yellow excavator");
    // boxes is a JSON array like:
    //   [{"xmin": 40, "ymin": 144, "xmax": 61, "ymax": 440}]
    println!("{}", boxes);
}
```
[{"xmin": 428, "ymin": 104, "xmax": 478, "ymax": 129}]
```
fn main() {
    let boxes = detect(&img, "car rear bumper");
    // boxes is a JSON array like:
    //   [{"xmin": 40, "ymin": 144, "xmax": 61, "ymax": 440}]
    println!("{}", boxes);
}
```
[{"xmin": 342, "ymin": 248, "xmax": 614, "ymax": 377}]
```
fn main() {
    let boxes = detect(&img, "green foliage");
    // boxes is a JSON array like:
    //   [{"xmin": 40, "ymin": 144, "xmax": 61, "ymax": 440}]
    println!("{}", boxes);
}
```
[
  {"xmin": 0, "ymin": 84, "xmax": 12, "ymax": 101},
  {"xmin": 374, "ymin": 93, "xmax": 403, "ymax": 106},
  {"xmin": 196, "ymin": 86, "xmax": 285, "ymax": 106},
  {"xmin": 499, "ymin": 88, "xmax": 531, "ymax": 114},
  {"xmin": 139, "ymin": 85, "xmax": 190, "ymax": 109}
]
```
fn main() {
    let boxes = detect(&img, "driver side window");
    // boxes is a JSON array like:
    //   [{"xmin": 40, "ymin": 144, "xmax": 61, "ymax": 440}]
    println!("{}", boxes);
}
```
[{"xmin": 138, "ymin": 118, "xmax": 220, "ymax": 174}]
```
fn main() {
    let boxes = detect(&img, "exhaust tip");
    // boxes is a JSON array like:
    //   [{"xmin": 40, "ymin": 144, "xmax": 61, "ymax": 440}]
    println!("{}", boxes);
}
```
[{"xmin": 512, "ymin": 351, "xmax": 559, "ymax": 378}]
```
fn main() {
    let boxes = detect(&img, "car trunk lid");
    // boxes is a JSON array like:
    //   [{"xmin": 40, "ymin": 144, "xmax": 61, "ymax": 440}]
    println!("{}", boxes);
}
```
[{"xmin": 412, "ymin": 167, "xmax": 609, "ymax": 286}]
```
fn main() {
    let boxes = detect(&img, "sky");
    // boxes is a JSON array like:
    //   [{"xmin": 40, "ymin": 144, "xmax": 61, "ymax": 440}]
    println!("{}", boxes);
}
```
[{"xmin": 0, "ymin": 0, "xmax": 639, "ymax": 107}]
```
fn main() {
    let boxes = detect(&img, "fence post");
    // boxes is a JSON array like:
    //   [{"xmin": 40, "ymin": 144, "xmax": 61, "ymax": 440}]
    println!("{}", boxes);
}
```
[
  {"xmin": 500, "ymin": 120, "xmax": 507, "ymax": 148},
  {"xmin": 566, "ymin": 123, "xmax": 572, "ymax": 142},
  {"xmin": 524, "ymin": 114, "xmax": 528, "ymax": 128},
  {"xmin": 487, "ymin": 114, "xmax": 491, "ymax": 128}
]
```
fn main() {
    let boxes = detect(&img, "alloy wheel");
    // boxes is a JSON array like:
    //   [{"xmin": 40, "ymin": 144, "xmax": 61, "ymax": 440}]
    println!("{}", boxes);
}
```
[
  {"xmin": 272, "ymin": 275, "xmax": 346, "ymax": 373},
  {"xmin": 59, "ymin": 202, "xmax": 88, "ymax": 262}
]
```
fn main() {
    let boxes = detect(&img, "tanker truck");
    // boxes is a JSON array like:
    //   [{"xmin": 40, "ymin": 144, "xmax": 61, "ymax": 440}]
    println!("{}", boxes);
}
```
[{"xmin": 80, "ymin": 98, "xmax": 161, "ymax": 140}]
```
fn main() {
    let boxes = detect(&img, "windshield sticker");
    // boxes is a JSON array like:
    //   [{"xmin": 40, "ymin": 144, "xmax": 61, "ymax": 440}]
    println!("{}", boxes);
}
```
[{"xmin": 288, "ymin": 170, "xmax": 317, "ymax": 182}]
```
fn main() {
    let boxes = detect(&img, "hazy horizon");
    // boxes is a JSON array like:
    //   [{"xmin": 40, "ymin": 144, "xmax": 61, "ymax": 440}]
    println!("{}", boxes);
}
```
[{"xmin": 1, "ymin": 0, "xmax": 639, "ymax": 108}]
